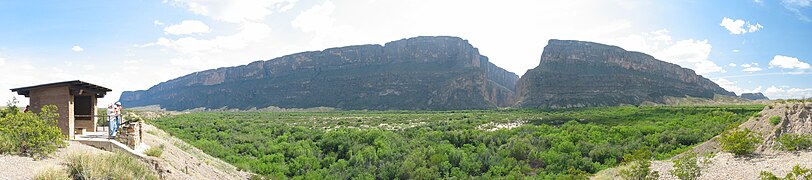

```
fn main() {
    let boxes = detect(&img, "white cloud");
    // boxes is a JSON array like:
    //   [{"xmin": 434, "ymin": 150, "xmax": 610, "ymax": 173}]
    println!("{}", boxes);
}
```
[
  {"xmin": 291, "ymin": 0, "xmax": 336, "ymax": 33},
  {"xmin": 741, "ymin": 63, "xmax": 753, "ymax": 68},
  {"xmin": 290, "ymin": 0, "xmax": 361, "ymax": 49},
  {"xmin": 732, "ymin": 49, "xmax": 740, "ymax": 53},
  {"xmin": 166, "ymin": 0, "xmax": 299, "ymax": 23},
  {"xmin": 782, "ymin": 0, "xmax": 811, "ymax": 21},
  {"xmin": 743, "ymin": 67, "xmax": 763, "ymax": 73},
  {"xmin": 0, "ymin": 58, "xmax": 4, "ymax": 66},
  {"xmin": 72, "ymin": 45, "xmax": 84, "ymax": 52},
  {"xmin": 164, "ymin": 20, "xmax": 210, "ymax": 35},
  {"xmin": 714, "ymin": 78, "xmax": 764, "ymax": 95},
  {"xmin": 728, "ymin": 63, "xmax": 737, "ymax": 67},
  {"xmin": 765, "ymin": 85, "xmax": 812, "ymax": 99},
  {"xmin": 604, "ymin": 29, "xmax": 725, "ymax": 75},
  {"xmin": 769, "ymin": 55, "xmax": 811, "ymax": 69},
  {"xmin": 153, "ymin": 20, "xmax": 165, "ymax": 26},
  {"xmin": 149, "ymin": 22, "xmax": 272, "ymax": 55},
  {"xmin": 720, "ymin": 17, "xmax": 763, "ymax": 34}
]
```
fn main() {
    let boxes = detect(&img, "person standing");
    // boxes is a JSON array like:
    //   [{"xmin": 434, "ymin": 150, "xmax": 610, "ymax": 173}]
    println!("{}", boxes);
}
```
[
  {"xmin": 114, "ymin": 102, "xmax": 122, "ymax": 127},
  {"xmin": 107, "ymin": 104, "xmax": 117, "ymax": 137}
]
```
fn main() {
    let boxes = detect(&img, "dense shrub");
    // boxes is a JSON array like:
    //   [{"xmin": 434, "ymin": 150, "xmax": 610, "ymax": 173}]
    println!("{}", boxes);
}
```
[
  {"xmin": 153, "ymin": 105, "xmax": 762, "ymax": 178},
  {"xmin": 65, "ymin": 152, "xmax": 158, "ymax": 180},
  {"xmin": 720, "ymin": 129, "xmax": 762, "ymax": 156},
  {"xmin": 770, "ymin": 116, "xmax": 781, "ymax": 126},
  {"xmin": 775, "ymin": 134, "xmax": 812, "ymax": 151},
  {"xmin": 0, "ymin": 104, "xmax": 66, "ymax": 159},
  {"xmin": 670, "ymin": 152, "xmax": 701, "ymax": 180}
]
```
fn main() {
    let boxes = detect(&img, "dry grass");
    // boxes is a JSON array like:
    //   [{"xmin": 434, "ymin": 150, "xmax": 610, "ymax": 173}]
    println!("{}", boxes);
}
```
[
  {"xmin": 64, "ymin": 152, "xmax": 158, "ymax": 180},
  {"xmin": 33, "ymin": 167, "xmax": 69, "ymax": 180}
]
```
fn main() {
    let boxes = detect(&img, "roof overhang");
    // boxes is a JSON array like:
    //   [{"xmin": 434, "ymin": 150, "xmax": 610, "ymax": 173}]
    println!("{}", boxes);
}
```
[{"xmin": 10, "ymin": 80, "xmax": 112, "ymax": 98}]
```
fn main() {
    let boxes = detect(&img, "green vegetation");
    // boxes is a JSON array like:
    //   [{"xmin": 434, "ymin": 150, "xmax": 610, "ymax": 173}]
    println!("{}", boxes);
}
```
[
  {"xmin": 152, "ymin": 105, "xmax": 762, "ymax": 179},
  {"xmin": 0, "ymin": 98, "xmax": 66, "ymax": 159},
  {"xmin": 669, "ymin": 152, "xmax": 702, "ymax": 180},
  {"xmin": 619, "ymin": 148, "xmax": 659, "ymax": 180},
  {"xmin": 64, "ymin": 152, "xmax": 158, "ymax": 180},
  {"xmin": 145, "ymin": 144, "xmax": 165, "ymax": 157},
  {"xmin": 97, "ymin": 108, "xmax": 108, "ymax": 127},
  {"xmin": 770, "ymin": 116, "xmax": 782, "ymax": 126},
  {"xmin": 760, "ymin": 165, "xmax": 812, "ymax": 180},
  {"xmin": 775, "ymin": 134, "xmax": 812, "ymax": 151},
  {"xmin": 720, "ymin": 129, "xmax": 762, "ymax": 156}
]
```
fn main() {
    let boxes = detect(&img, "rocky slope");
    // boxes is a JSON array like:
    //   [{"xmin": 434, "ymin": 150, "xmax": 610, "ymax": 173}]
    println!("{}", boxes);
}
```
[
  {"xmin": 120, "ymin": 36, "xmax": 518, "ymax": 111},
  {"xmin": 516, "ymin": 39, "xmax": 735, "ymax": 108},
  {"xmin": 649, "ymin": 103, "xmax": 812, "ymax": 180},
  {"xmin": 740, "ymin": 92, "xmax": 769, "ymax": 100}
]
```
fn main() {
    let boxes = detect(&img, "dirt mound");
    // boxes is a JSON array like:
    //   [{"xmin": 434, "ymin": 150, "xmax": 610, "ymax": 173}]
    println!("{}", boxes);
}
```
[
  {"xmin": 685, "ymin": 103, "xmax": 812, "ymax": 156},
  {"xmin": 745, "ymin": 103, "xmax": 812, "ymax": 153},
  {"xmin": 649, "ymin": 102, "xmax": 812, "ymax": 179},
  {"xmin": 141, "ymin": 124, "xmax": 251, "ymax": 180}
]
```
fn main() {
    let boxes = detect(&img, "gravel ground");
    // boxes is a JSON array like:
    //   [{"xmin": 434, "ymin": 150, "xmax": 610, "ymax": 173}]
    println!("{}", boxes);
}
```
[
  {"xmin": 651, "ymin": 151, "xmax": 812, "ymax": 180},
  {"xmin": 0, "ymin": 141, "xmax": 109, "ymax": 180}
]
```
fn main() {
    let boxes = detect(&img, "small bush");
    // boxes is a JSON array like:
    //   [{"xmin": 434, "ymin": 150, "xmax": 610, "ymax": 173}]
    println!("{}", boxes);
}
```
[
  {"xmin": 670, "ymin": 152, "xmax": 701, "ymax": 180},
  {"xmin": 34, "ymin": 167, "xmax": 70, "ymax": 180},
  {"xmin": 145, "ymin": 144, "xmax": 164, "ymax": 157},
  {"xmin": 65, "ymin": 152, "xmax": 158, "ymax": 180},
  {"xmin": 620, "ymin": 148, "xmax": 660, "ymax": 180},
  {"xmin": 0, "ymin": 105, "xmax": 66, "ymax": 159},
  {"xmin": 752, "ymin": 112, "xmax": 762, "ymax": 118},
  {"xmin": 770, "ymin": 116, "xmax": 781, "ymax": 126},
  {"xmin": 760, "ymin": 164, "xmax": 812, "ymax": 180},
  {"xmin": 720, "ymin": 129, "xmax": 762, "ymax": 156},
  {"xmin": 776, "ymin": 134, "xmax": 812, "ymax": 151}
]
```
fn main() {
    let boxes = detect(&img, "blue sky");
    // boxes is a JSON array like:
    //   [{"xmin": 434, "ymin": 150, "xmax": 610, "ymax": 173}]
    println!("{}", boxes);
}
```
[{"xmin": 1, "ymin": 0, "xmax": 810, "ymax": 106}]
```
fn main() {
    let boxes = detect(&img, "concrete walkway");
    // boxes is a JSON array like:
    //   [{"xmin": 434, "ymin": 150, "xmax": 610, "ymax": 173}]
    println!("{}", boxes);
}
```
[{"xmin": 73, "ymin": 131, "xmax": 149, "ymax": 158}]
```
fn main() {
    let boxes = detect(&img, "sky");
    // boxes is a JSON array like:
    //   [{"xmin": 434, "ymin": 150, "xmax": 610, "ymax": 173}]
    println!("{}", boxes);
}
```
[{"xmin": 1, "ymin": 0, "xmax": 811, "ymax": 106}]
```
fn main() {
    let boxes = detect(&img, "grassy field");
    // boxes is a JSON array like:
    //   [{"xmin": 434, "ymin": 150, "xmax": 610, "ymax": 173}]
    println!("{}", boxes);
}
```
[{"xmin": 152, "ymin": 105, "xmax": 763, "ymax": 179}]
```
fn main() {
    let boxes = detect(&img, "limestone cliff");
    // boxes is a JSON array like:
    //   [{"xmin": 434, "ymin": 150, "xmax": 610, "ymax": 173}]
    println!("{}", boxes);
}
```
[
  {"xmin": 516, "ymin": 39, "xmax": 735, "ymax": 108},
  {"xmin": 120, "ymin": 36, "xmax": 519, "ymax": 110}
]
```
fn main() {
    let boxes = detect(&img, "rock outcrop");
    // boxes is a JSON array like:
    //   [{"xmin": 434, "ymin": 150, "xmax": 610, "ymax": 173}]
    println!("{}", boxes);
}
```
[
  {"xmin": 120, "ymin": 36, "xmax": 519, "ymax": 111},
  {"xmin": 740, "ymin": 92, "xmax": 769, "ymax": 100},
  {"xmin": 515, "ymin": 39, "xmax": 735, "ymax": 108}
]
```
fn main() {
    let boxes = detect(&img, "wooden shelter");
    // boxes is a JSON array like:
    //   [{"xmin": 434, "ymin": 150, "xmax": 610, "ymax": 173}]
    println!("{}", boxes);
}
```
[{"xmin": 10, "ymin": 80, "xmax": 111, "ymax": 139}]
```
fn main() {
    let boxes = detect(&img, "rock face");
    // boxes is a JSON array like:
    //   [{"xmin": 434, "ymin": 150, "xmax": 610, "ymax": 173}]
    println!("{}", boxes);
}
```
[
  {"xmin": 516, "ymin": 39, "xmax": 735, "ymax": 108},
  {"xmin": 739, "ymin": 92, "xmax": 769, "ymax": 100},
  {"xmin": 120, "ymin": 36, "xmax": 519, "ymax": 110}
]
